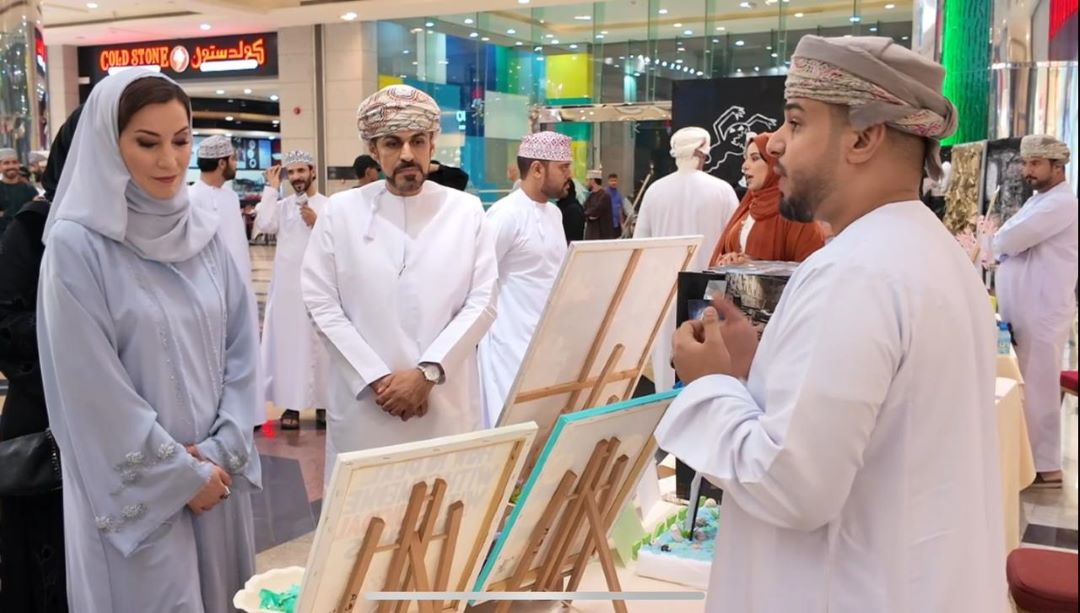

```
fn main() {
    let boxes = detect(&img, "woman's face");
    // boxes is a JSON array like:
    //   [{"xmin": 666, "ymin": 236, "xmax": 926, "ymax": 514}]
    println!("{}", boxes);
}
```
[
  {"xmin": 118, "ymin": 100, "xmax": 191, "ymax": 200},
  {"xmin": 741, "ymin": 142, "xmax": 770, "ymax": 192}
]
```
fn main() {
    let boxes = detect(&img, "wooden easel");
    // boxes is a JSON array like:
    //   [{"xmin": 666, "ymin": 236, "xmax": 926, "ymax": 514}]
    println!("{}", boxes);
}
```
[
  {"xmin": 335, "ymin": 479, "xmax": 465, "ymax": 613},
  {"xmin": 512, "ymin": 245, "xmax": 696, "ymax": 477},
  {"xmin": 492, "ymin": 437, "xmax": 634, "ymax": 613}
]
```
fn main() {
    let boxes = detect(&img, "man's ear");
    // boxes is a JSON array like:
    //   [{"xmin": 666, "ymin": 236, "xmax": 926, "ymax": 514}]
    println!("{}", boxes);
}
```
[{"xmin": 847, "ymin": 123, "xmax": 889, "ymax": 167}]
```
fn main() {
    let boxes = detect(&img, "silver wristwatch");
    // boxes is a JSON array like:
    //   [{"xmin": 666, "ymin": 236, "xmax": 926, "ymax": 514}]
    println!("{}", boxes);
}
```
[{"xmin": 417, "ymin": 362, "xmax": 445, "ymax": 385}]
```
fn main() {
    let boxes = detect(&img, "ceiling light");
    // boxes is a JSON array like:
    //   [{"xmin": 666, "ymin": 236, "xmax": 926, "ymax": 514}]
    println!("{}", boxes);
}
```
[
  {"xmin": 464, "ymin": 18, "xmax": 475, "ymax": 24},
  {"xmin": 850, "ymin": 16, "xmax": 862, "ymax": 23},
  {"xmin": 569, "ymin": 44, "xmax": 578, "ymax": 49},
  {"xmin": 516, "ymin": 41, "xmax": 524, "ymax": 46},
  {"xmin": 661, "ymin": 61, "xmax": 669, "ymax": 67},
  {"xmin": 754, "ymin": 66, "xmax": 760, "ymax": 72},
  {"xmin": 425, "ymin": 21, "xmax": 435, "ymax": 27},
  {"xmin": 481, "ymin": 36, "xmax": 490, "ymax": 41},
  {"xmin": 469, "ymin": 32, "xmax": 478, "ymax": 38},
  {"xmin": 736, "ymin": 68, "xmax": 743, "ymax": 73},
  {"xmin": 199, "ymin": 23, "xmax": 211, "ymax": 31},
  {"xmin": 546, "ymin": 34, "xmax": 555, "ymax": 38},
  {"xmin": 86, "ymin": 2, "xmax": 98, "ymax": 7},
  {"xmin": 735, "ymin": 40, "xmax": 745, "ymax": 46},
  {"xmin": 716, "ymin": 26, "xmax": 726, "ymax": 31},
  {"xmin": 519, "ymin": 0, "xmax": 531, "ymax": 3},
  {"xmin": 507, "ymin": 28, "xmax": 516, "ymax": 34},
  {"xmin": 269, "ymin": 94, "xmax": 279, "ymax": 101},
  {"xmin": 216, "ymin": 89, "xmax": 225, "ymax": 94},
  {"xmin": 673, "ymin": 23, "xmax": 683, "ymax": 28},
  {"xmin": 412, "ymin": 61, "xmax": 418, "ymax": 65},
  {"xmin": 272, "ymin": 120, "xmax": 279, "ymax": 124},
  {"xmin": 766, "ymin": 45, "xmax": 772, "ymax": 50},
  {"xmin": 403, "ymin": 49, "xmax": 410, "ymax": 54},
  {"xmin": 341, "ymin": 11, "xmax": 358, "ymax": 21},
  {"xmin": 596, "ymin": 34, "xmax": 605, "ymax": 39},
  {"xmin": 535, "ymin": 46, "xmax": 543, "ymax": 51},
  {"xmin": 794, "ymin": 12, "xmax": 805, "ymax": 18},
  {"xmin": 600, "ymin": 30, "xmax": 608, "ymax": 35},
  {"xmin": 551, "ymin": 39, "xmax": 560, "ymax": 44},
  {"xmin": 885, "ymin": 3, "xmax": 896, "ymax": 8},
  {"xmin": 410, "ymin": 27, "xmax": 423, "ymax": 34},
  {"xmin": 675, "ymin": 59, "xmax": 683, "ymax": 64},
  {"xmin": 869, "ymin": 27, "xmax": 879, "ymax": 32},
  {"xmin": 683, "ymin": 30, "xmax": 693, "ymax": 36},
  {"xmin": 771, "ymin": 52, "xmax": 779, "ymax": 58},
  {"xmin": 243, "ymin": 88, "xmax": 252, "ymax": 94},
  {"xmin": 697, "ymin": 71, "xmax": 704, "ymax": 76},
  {"xmin": 658, "ymin": 8, "xmax": 669, "ymax": 15},
  {"xmin": 902, "ymin": 35, "xmax": 910, "ymax": 40},
  {"xmin": 713, "ymin": 38, "xmax": 720, "ymax": 43},
  {"xmin": 740, "ymin": 1, "xmax": 752, "ymax": 8},
  {"xmin": 574, "ymin": 15, "xmax": 592, "ymax": 21},
  {"xmin": 225, "ymin": 116, "xmax": 234, "ymax": 121}
]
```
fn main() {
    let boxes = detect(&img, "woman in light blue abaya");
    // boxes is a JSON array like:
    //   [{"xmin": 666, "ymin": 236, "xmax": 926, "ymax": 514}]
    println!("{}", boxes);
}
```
[{"xmin": 36, "ymin": 68, "xmax": 261, "ymax": 612}]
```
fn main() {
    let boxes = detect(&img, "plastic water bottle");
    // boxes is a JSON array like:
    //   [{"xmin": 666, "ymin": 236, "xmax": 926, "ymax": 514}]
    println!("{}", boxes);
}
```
[{"xmin": 997, "ymin": 321, "xmax": 1013, "ymax": 355}]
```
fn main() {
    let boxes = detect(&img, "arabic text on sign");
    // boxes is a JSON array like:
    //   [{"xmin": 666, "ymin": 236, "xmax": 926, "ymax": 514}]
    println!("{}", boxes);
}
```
[{"xmin": 191, "ymin": 38, "xmax": 266, "ymax": 71}]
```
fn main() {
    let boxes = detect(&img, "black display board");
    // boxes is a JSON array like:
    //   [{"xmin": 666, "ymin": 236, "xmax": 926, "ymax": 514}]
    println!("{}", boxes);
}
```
[{"xmin": 672, "ymin": 76, "xmax": 786, "ymax": 187}]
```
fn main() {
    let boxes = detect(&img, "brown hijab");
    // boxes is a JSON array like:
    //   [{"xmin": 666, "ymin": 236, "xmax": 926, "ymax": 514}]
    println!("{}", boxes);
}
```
[{"xmin": 710, "ymin": 132, "xmax": 825, "ymax": 265}]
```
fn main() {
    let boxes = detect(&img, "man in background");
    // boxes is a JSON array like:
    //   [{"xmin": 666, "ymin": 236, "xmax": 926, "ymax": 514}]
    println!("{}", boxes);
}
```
[
  {"xmin": 255, "ymin": 150, "xmax": 331, "ymax": 431},
  {"xmin": 607, "ymin": 173, "xmax": 625, "ymax": 236},
  {"xmin": 428, "ymin": 160, "xmax": 470, "ymax": 191},
  {"xmin": 634, "ymin": 126, "xmax": 739, "ymax": 392},
  {"xmin": 0, "ymin": 149, "xmax": 39, "ymax": 237},
  {"xmin": 479, "ymin": 132, "xmax": 573, "ymax": 426},
  {"xmin": 352, "ymin": 154, "xmax": 381, "ymax": 188},
  {"xmin": 584, "ymin": 170, "xmax": 615, "ymax": 240},
  {"xmin": 994, "ymin": 134, "xmax": 1078, "ymax": 489},
  {"xmin": 29, "ymin": 150, "xmax": 48, "ymax": 195}
]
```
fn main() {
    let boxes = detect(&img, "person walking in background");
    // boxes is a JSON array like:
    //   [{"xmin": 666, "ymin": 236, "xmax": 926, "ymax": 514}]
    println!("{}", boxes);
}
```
[
  {"xmin": 36, "ymin": 68, "xmax": 261, "ymax": 613},
  {"xmin": 352, "ymin": 154, "xmax": 381, "ymax": 188},
  {"xmin": 710, "ymin": 132, "xmax": 825, "ymax": 266},
  {"xmin": 606, "ymin": 173, "xmax": 625, "ymax": 236}
]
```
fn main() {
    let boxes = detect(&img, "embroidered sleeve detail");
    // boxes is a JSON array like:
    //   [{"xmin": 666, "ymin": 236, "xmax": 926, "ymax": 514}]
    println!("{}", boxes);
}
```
[
  {"xmin": 94, "ymin": 503, "xmax": 147, "ymax": 533},
  {"xmin": 224, "ymin": 450, "xmax": 249, "ymax": 474},
  {"xmin": 112, "ymin": 442, "xmax": 181, "ymax": 493}
]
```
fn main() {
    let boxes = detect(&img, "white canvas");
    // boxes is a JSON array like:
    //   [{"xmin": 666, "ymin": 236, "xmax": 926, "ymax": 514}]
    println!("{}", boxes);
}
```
[
  {"xmin": 476, "ymin": 393, "xmax": 676, "ymax": 596},
  {"xmin": 495, "ymin": 237, "xmax": 700, "ymax": 467},
  {"xmin": 297, "ymin": 424, "xmax": 537, "ymax": 613}
]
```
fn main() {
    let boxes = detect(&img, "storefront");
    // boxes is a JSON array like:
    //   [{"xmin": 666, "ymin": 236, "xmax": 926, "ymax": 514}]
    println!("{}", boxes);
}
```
[{"xmin": 77, "ymin": 33, "xmax": 283, "ymax": 205}]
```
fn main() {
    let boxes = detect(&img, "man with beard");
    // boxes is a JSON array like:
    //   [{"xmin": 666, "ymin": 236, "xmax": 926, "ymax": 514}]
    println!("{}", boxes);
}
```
[
  {"xmin": 192, "ymin": 136, "xmax": 263, "ymax": 426},
  {"xmin": 302, "ymin": 85, "xmax": 497, "ymax": 481},
  {"xmin": 479, "ymin": 132, "xmax": 573, "ymax": 426},
  {"xmin": 255, "ymin": 150, "xmax": 330, "ymax": 431},
  {"xmin": 0, "ymin": 148, "xmax": 39, "ymax": 237},
  {"xmin": 993, "ymin": 135, "xmax": 1078, "ymax": 489},
  {"xmin": 29, "ymin": 150, "xmax": 48, "ymax": 195},
  {"xmin": 654, "ymin": 36, "xmax": 1007, "ymax": 612}
]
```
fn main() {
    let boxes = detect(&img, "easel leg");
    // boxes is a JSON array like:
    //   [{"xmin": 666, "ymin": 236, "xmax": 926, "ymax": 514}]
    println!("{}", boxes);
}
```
[
  {"xmin": 582, "ymin": 495, "xmax": 627, "ymax": 613},
  {"xmin": 566, "ymin": 454, "xmax": 629, "ymax": 593},
  {"xmin": 336, "ymin": 518, "xmax": 386, "ymax": 613},
  {"xmin": 435, "ymin": 501, "xmax": 464, "ymax": 610},
  {"xmin": 378, "ymin": 482, "xmax": 429, "ymax": 613}
]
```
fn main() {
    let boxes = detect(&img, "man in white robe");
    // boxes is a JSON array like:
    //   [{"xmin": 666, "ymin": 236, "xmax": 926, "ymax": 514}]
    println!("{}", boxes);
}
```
[
  {"xmin": 255, "ymin": 150, "xmax": 330, "ymax": 430},
  {"xmin": 993, "ymin": 135, "xmax": 1078, "ymax": 488},
  {"xmin": 633, "ymin": 127, "xmax": 738, "ymax": 392},
  {"xmin": 655, "ymin": 36, "xmax": 1007, "ymax": 612},
  {"xmin": 191, "ymin": 135, "xmax": 264, "ymax": 426},
  {"xmin": 479, "ymin": 132, "xmax": 573, "ymax": 426},
  {"xmin": 302, "ymin": 85, "xmax": 497, "ymax": 481}
]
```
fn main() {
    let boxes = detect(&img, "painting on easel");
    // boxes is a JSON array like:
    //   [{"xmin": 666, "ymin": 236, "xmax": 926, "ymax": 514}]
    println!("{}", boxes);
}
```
[
  {"xmin": 476, "ymin": 392, "xmax": 678, "ymax": 612},
  {"xmin": 295, "ymin": 424, "xmax": 536, "ymax": 613},
  {"xmin": 495, "ymin": 237, "xmax": 700, "ymax": 472}
]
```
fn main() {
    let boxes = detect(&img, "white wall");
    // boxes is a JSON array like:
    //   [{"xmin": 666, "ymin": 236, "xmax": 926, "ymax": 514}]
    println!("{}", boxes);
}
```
[
  {"xmin": 321, "ymin": 21, "xmax": 379, "ymax": 195},
  {"xmin": 46, "ymin": 45, "xmax": 80, "ymax": 138},
  {"xmin": 277, "ymin": 26, "xmax": 319, "ymax": 179}
]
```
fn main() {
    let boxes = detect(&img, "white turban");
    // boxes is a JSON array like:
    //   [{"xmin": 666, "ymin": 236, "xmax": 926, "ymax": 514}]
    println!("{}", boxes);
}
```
[
  {"xmin": 1021, "ymin": 135, "xmax": 1070, "ymax": 163},
  {"xmin": 670, "ymin": 127, "xmax": 712, "ymax": 160}
]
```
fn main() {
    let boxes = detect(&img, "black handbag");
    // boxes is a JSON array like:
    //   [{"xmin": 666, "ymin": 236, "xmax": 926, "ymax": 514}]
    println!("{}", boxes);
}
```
[{"xmin": 0, "ymin": 429, "xmax": 62, "ymax": 496}]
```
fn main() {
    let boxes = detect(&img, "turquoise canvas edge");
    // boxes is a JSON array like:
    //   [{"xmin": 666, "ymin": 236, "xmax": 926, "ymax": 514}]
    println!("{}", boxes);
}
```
[{"xmin": 470, "ymin": 389, "xmax": 681, "ymax": 599}]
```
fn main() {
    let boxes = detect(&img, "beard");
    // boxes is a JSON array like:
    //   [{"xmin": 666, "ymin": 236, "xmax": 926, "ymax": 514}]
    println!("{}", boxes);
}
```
[
  {"xmin": 1024, "ymin": 176, "xmax": 1050, "ymax": 192},
  {"xmin": 779, "ymin": 166, "xmax": 833, "ymax": 223},
  {"xmin": 541, "ymin": 177, "xmax": 569, "ymax": 200},
  {"xmin": 223, "ymin": 166, "xmax": 237, "ymax": 181},
  {"xmin": 291, "ymin": 179, "xmax": 311, "ymax": 194},
  {"xmin": 387, "ymin": 161, "xmax": 426, "ymax": 195}
]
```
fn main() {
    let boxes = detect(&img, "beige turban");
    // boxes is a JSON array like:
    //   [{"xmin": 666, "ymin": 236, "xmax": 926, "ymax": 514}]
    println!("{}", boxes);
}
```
[
  {"xmin": 670, "ymin": 127, "xmax": 712, "ymax": 160},
  {"xmin": 356, "ymin": 85, "xmax": 441, "ymax": 143},
  {"xmin": 785, "ymin": 35, "xmax": 957, "ymax": 180},
  {"xmin": 1021, "ymin": 135, "xmax": 1070, "ymax": 163}
]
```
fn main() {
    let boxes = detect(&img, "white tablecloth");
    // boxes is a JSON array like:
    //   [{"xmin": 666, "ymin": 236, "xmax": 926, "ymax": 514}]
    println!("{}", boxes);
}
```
[{"xmin": 996, "ymin": 373, "xmax": 1037, "ymax": 552}]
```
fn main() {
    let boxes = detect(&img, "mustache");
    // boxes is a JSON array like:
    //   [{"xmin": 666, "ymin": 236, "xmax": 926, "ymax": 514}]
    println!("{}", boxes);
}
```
[{"xmin": 393, "ymin": 161, "xmax": 424, "ymax": 175}]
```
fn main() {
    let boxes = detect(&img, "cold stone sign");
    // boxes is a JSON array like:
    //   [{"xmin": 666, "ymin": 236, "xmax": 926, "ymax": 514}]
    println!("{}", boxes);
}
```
[{"xmin": 79, "ymin": 33, "xmax": 278, "ymax": 84}]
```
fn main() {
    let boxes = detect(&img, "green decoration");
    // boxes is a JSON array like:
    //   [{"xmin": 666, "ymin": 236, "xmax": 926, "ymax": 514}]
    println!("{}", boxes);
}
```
[{"xmin": 941, "ymin": 0, "xmax": 991, "ymax": 145}]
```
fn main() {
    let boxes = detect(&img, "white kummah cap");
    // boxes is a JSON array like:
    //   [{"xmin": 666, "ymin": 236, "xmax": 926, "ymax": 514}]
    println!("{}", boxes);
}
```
[
  {"xmin": 518, "ymin": 131, "xmax": 573, "ymax": 162},
  {"xmin": 1020, "ymin": 135, "xmax": 1070, "ymax": 163},
  {"xmin": 281, "ymin": 150, "xmax": 314, "ymax": 168},
  {"xmin": 586, "ymin": 169, "xmax": 603, "ymax": 180},
  {"xmin": 786, "ymin": 35, "xmax": 957, "ymax": 180},
  {"xmin": 0, "ymin": 148, "xmax": 16, "ymax": 162},
  {"xmin": 670, "ymin": 127, "xmax": 712, "ymax": 160},
  {"xmin": 356, "ymin": 84, "xmax": 442, "ymax": 143},
  {"xmin": 197, "ymin": 135, "xmax": 234, "ymax": 159},
  {"xmin": 30, "ymin": 150, "xmax": 49, "ymax": 165}
]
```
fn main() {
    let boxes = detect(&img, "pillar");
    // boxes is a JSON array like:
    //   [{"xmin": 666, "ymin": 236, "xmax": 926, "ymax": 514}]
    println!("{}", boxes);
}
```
[
  {"xmin": 321, "ymin": 21, "xmax": 379, "ymax": 195},
  {"xmin": 0, "ymin": 0, "xmax": 50, "ymax": 154},
  {"xmin": 46, "ymin": 45, "xmax": 80, "ymax": 133},
  {"xmin": 276, "ymin": 26, "xmax": 319, "ymax": 185}
]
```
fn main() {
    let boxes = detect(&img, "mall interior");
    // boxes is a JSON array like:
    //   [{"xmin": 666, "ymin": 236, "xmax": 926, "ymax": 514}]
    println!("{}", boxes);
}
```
[{"xmin": 0, "ymin": 0, "xmax": 1078, "ymax": 611}]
